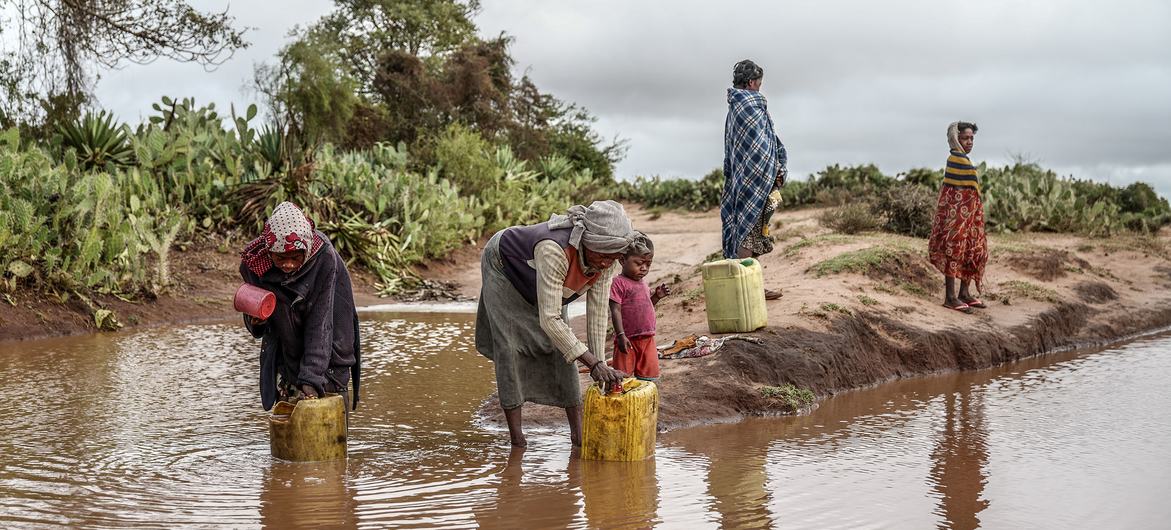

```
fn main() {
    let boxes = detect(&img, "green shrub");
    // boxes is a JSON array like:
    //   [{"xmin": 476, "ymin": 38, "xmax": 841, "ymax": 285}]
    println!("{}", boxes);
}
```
[
  {"xmin": 874, "ymin": 183, "xmax": 936, "ymax": 238},
  {"xmin": 978, "ymin": 161, "xmax": 1171, "ymax": 235},
  {"xmin": 760, "ymin": 384, "xmax": 816, "ymax": 409},
  {"xmin": 819, "ymin": 203, "xmax": 881, "ymax": 234},
  {"xmin": 434, "ymin": 123, "xmax": 499, "ymax": 196},
  {"xmin": 618, "ymin": 168, "xmax": 723, "ymax": 211},
  {"xmin": 0, "ymin": 141, "xmax": 186, "ymax": 295}
]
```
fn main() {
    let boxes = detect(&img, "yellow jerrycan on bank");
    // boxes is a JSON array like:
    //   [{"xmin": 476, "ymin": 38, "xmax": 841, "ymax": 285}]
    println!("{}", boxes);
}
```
[
  {"xmin": 702, "ymin": 258, "xmax": 767, "ymax": 334},
  {"xmin": 582, "ymin": 378, "xmax": 658, "ymax": 461},
  {"xmin": 269, "ymin": 394, "xmax": 347, "ymax": 461}
]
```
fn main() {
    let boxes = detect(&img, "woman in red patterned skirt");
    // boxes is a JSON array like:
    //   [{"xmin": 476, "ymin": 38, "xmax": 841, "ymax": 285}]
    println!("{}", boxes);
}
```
[{"xmin": 928, "ymin": 122, "xmax": 988, "ymax": 314}]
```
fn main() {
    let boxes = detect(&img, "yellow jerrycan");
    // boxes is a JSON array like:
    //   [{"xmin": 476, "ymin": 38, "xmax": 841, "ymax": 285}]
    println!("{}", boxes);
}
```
[
  {"xmin": 269, "ymin": 393, "xmax": 347, "ymax": 461},
  {"xmin": 582, "ymin": 378, "xmax": 658, "ymax": 461},
  {"xmin": 701, "ymin": 258, "xmax": 767, "ymax": 334}
]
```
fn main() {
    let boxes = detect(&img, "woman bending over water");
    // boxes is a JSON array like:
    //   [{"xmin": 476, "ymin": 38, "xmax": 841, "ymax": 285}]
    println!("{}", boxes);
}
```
[{"xmin": 240, "ymin": 202, "xmax": 361, "ymax": 412}]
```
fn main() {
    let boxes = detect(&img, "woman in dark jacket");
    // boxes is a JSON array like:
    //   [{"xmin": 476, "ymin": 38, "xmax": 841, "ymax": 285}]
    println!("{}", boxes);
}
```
[{"xmin": 240, "ymin": 201, "xmax": 360, "ymax": 411}]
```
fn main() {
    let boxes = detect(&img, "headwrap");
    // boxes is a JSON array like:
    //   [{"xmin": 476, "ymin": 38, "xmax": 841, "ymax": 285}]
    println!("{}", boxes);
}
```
[
  {"xmin": 241, "ymin": 202, "xmax": 326, "ymax": 276},
  {"xmin": 547, "ymin": 200, "xmax": 636, "ymax": 255},
  {"xmin": 947, "ymin": 121, "xmax": 963, "ymax": 152},
  {"xmin": 628, "ymin": 231, "xmax": 654, "ymax": 256}
]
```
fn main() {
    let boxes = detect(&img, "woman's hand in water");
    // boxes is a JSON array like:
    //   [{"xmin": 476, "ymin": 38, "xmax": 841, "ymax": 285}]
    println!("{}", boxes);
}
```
[{"xmin": 300, "ymin": 384, "xmax": 318, "ymax": 399}]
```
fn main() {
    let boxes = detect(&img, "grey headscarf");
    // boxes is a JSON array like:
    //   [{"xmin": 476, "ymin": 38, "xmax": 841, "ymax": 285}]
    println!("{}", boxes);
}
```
[
  {"xmin": 947, "ymin": 121, "xmax": 963, "ymax": 152},
  {"xmin": 547, "ymin": 200, "xmax": 636, "ymax": 254}
]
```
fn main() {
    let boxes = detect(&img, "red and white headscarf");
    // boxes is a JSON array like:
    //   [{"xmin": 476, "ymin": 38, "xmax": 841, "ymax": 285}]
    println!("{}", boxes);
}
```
[{"xmin": 241, "ymin": 202, "xmax": 326, "ymax": 276}]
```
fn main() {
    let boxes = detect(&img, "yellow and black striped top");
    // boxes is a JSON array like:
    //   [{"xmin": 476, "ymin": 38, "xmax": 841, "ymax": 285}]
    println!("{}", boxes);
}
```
[{"xmin": 942, "ymin": 150, "xmax": 979, "ymax": 191}]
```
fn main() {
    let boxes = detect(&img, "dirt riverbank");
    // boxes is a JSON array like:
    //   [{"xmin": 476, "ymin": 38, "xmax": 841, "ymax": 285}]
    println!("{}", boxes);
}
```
[
  {"xmin": 0, "ymin": 236, "xmax": 387, "ymax": 342},
  {"xmin": 465, "ymin": 204, "xmax": 1171, "ymax": 430}
]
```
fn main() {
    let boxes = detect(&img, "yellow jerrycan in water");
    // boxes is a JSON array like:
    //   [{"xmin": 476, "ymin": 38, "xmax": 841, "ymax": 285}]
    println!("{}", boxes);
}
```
[
  {"xmin": 269, "ymin": 394, "xmax": 347, "ymax": 461},
  {"xmin": 582, "ymin": 378, "xmax": 658, "ymax": 461},
  {"xmin": 701, "ymin": 258, "xmax": 767, "ymax": 334}
]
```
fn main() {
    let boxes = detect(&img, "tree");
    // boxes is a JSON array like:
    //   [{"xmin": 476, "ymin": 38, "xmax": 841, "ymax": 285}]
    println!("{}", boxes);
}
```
[
  {"xmin": 436, "ymin": 36, "xmax": 513, "ymax": 137},
  {"xmin": 311, "ymin": 0, "xmax": 481, "ymax": 93},
  {"xmin": 509, "ymin": 75, "xmax": 627, "ymax": 181},
  {"xmin": 254, "ymin": 35, "xmax": 358, "ymax": 146},
  {"xmin": 0, "ymin": 0, "xmax": 248, "ymax": 125}
]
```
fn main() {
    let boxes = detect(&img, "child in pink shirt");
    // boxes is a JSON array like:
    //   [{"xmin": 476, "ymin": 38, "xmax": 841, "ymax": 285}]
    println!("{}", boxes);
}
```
[{"xmin": 609, "ymin": 233, "xmax": 670, "ymax": 380}]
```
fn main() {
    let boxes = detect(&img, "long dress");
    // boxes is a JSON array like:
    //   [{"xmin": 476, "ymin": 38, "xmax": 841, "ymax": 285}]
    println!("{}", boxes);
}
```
[{"xmin": 927, "ymin": 150, "xmax": 989, "ymax": 288}]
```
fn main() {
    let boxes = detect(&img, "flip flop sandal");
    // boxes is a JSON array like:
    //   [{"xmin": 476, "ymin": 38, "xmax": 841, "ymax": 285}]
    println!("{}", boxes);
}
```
[
  {"xmin": 943, "ymin": 303, "xmax": 974, "ymax": 314},
  {"xmin": 962, "ymin": 298, "xmax": 987, "ymax": 308}
]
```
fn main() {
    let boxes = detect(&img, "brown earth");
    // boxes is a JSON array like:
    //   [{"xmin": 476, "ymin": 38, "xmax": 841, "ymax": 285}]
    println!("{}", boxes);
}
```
[{"xmin": 461, "ymin": 204, "xmax": 1171, "ymax": 431}]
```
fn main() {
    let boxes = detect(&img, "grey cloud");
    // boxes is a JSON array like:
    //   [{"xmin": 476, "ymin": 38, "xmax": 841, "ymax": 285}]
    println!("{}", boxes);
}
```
[
  {"xmin": 477, "ymin": 0, "xmax": 1171, "ymax": 196},
  {"xmin": 88, "ymin": 0, "xmax": 1171, "ymax": 197}
]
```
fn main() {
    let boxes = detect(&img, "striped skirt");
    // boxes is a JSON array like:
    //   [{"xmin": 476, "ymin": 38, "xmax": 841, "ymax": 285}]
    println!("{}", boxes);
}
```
[{"xmin": 928, "ymin": 185, "xmax": 988, "ymax": 287}]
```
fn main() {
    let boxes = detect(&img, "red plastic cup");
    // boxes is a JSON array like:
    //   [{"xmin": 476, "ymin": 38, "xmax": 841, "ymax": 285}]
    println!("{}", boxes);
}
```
[{"xmin": 234, "ymin": 283, "xmax": 276, "ymax": 320}]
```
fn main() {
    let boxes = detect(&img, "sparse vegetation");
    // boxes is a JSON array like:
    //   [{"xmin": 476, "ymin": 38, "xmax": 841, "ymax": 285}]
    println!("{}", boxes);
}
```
[
  {"xmin": 809, "ymin": 246, "xmax": 904, "ymax": 276},
  {"xmin": 857, "ymin": 294, "xmax": 879, "ymax": 306},
  {"xmin": 998, "ymin": 280, "xmax": 1060, "ymax": 304},
  {"xmin": 783, "ymin": 234, "xmax": 855, "ymax": 257},
  {"xmin": 818, "ymin": 203, "xmax": 882, "ymax": 234},
  {"xmin": 760, "ymin": 384, "xmax": 816, "ymax": 409},
  {"xmin": 821, "ymin": 302, "xmax": 851, "ymax": 315}
]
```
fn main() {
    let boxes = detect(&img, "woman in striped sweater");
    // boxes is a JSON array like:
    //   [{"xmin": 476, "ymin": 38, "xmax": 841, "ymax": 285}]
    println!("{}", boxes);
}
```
[{"xmin": 928, "ymin": 122, "xmax": 989, "ymax": 314}]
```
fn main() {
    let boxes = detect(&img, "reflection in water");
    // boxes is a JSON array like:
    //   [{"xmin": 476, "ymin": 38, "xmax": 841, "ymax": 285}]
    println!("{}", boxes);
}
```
[
  {"xmin": 928, "ymin": 388, "xmax": 990, "ymax": 530},
  {"xmin": 1, "ymin": 316, "xmax": 1169, "ymax": 528},
  {"xmin": 580, "ymin": 455, "xmax": 661, "ymax": 528},
  {"xmin": 672, "ymin": 424, "xmax": 774, "ymax": 528},
  {"xmin": 261, "ymin": 460, "xmax": 358, "ymax": 529},
  {"xmin": 474, "ymin": 448, "xmax": 580, "ymax": 529}
]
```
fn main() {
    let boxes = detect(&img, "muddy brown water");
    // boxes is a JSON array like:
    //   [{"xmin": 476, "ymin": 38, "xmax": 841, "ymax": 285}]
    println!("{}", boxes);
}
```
[{"xmin": 1, "ymin": 312, "xmax": 1169, "ymax": 529}]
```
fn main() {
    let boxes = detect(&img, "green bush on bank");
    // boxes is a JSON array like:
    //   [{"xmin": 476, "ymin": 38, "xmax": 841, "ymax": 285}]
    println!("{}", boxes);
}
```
[
  {"xmin": 0, "ymin": 141, "xmax": 187, "ymax": 295},
  {"xmin": 623, "ymin": 162, "xmax": 1170, "ymax": 239},
  {"xmin": 0, "ymin": 102, "xmax": 611, "ymax": 298}
]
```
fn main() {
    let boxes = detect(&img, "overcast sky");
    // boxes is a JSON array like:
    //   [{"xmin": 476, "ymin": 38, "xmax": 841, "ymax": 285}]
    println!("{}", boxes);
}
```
[{"xmin": 94, "ymin": 1, "xmax": 1171, "ymax": 195}]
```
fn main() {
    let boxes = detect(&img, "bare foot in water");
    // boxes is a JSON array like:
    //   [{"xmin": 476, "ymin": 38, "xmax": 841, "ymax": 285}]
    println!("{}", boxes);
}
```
[{"xmin": 510, "ymin": 435, "xmax": 527, "ymax": 448}]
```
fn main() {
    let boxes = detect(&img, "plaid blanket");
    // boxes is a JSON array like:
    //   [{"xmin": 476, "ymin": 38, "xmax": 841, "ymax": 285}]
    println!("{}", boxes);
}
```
[{"xmin": 721, "ymin": 87, "xmax": 786, "ymax": 258}]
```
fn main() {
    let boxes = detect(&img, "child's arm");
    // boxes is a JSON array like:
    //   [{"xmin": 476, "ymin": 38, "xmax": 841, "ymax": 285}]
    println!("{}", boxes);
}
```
[
  {"xmin": 651, "ymin": 284, "xmax": 671, "ymax": 306},
  {"xmin": 609, "ymin": 300, "xmax": 632, "ymax": 353}
]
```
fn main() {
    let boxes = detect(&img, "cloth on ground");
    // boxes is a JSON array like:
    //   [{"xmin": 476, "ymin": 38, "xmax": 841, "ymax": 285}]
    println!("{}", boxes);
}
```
[{"xmin": 657, "ymin": 333, "xmax": 764, "ymax": 360}]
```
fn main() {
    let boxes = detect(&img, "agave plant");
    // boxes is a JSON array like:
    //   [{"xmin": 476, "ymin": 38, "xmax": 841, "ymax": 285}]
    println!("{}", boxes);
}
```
[
  {"xmin": 58, "ymin": 111, "xmax": 134, "ymax": 170},
  {"xmin": 254, "ymin": 123, "xmax": 286, "ymax": 175}
]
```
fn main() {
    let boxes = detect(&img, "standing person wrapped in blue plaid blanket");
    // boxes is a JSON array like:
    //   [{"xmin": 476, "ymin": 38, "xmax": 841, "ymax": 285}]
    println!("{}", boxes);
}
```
[{"xmin": 722, "ymin": 59, "xmax": 787, "ymax": 300}]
